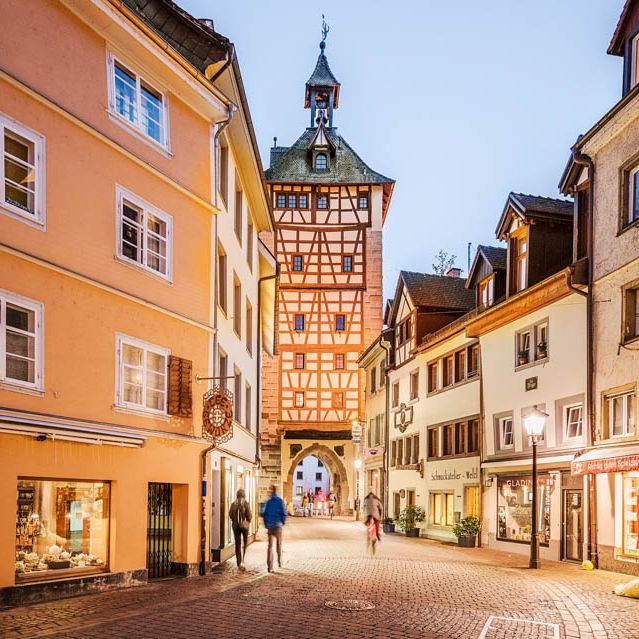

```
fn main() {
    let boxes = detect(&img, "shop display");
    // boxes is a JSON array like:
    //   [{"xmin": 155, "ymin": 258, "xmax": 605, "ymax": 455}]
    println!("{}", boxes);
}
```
[
  {"xmin": 14, "ymin": 479, "xmax": 110, "ymax": 580},
  {"xmin": 623, "ymin": 473, "xmax": 639, "ymax": 556},
  {"xmin": 497, "ymin": 475, "xmax": 551, "ymax": 545}
]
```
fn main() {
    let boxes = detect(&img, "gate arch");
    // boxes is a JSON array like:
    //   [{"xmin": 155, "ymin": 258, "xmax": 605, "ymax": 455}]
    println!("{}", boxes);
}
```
[{"xmin": 284, "ymin": 443, "xmax": 350, "ymax": 515}]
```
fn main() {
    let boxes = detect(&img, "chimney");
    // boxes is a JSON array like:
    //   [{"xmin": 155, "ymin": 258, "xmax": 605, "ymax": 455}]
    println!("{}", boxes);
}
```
[{"xmin": 445, "ymin": 267, "xmax": 462, "ymax": 278}]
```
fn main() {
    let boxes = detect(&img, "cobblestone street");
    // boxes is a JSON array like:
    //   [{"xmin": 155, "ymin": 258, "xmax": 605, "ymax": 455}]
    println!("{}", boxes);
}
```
[{"xmin": 1, "ymin": 518, "xmax": 638, "ymax": 639}]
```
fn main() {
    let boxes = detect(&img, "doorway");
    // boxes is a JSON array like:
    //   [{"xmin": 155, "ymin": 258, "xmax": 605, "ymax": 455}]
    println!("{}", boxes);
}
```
[
  {"xmin": 147, "ymin": 482, "xmax": 172, "ymax": 578},
  {"xmin": 562, "ymin": 489, "xmax": 583, "ymax": 562}
]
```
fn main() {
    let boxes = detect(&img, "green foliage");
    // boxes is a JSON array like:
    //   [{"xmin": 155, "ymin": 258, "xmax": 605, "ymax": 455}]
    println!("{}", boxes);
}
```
[
  {"xmin": 397, "ymin": 505, "xmax": 425, "ymax": 532},
  {"xmin": 452, "ymin": 515, "xmax": 481, "ymax": 538}
]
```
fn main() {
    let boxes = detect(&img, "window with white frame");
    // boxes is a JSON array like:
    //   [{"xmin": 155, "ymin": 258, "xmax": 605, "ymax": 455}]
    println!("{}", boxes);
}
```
[
  {"xmin": 1, "ymin": 292, "xmax": 42, "ymax": 389},
  {"xmin": 516, "ymin": 320, "xmax": 548, "ymax": 367},
  {"xmin": 117, "ymin": 188, "xmax": 172, "ymax": 279},
  {"xmin": 117, "ymin": 335, "xmax": 168, "ymax": 414},
  {"xmin": 109, "ymin": 57, "xmax": 167, "ymax": 146},
  {"xmin": 605, "ymin": 390, "xmax": 636, "ymax": 438},
  {"xmin": 499, "ymin": 416, "xmax": 514, "ymax": 449},
  {"xmin": 0, "ymin": 115, "xmax": 44, "ymax": 224},
  {"xmin": 564, "ymin": 403, "xmax": 583, "ymax": 440},
  {"xmin": 628, "ymin": 166, "xmax": 639, "ymax": 226}
]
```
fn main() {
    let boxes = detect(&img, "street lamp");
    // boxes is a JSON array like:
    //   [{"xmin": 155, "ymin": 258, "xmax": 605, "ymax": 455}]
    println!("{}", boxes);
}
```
[
  {"xmin": 523, "ymin": 406, "xmax": 548, "ymax": 569},
  {"xmin": 354, "ymin": 458, "xmax": 363, "ymax": 521}
]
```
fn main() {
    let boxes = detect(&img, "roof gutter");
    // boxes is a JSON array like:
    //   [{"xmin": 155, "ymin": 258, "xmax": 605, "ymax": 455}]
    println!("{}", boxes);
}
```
[{"xmin": 570, "ymin": 146, "xmax": 597, "ymax": 568}]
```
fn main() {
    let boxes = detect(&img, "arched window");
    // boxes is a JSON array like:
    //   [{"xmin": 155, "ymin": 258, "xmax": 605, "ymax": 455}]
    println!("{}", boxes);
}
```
[{"xmin": 314, "ymin": 153, "xmax": 328, "ymax": 170}]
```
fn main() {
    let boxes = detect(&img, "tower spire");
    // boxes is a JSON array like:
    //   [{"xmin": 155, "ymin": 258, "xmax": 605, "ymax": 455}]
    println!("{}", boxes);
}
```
[{"xmin": 304, "ymin": 15, "xmax": 340, "ymax": 128}]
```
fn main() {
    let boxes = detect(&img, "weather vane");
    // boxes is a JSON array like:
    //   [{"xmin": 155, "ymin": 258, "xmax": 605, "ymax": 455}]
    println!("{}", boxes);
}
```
[{"xmin": 321, "ymin": 14, "xmax": 329, "ymax": 43}]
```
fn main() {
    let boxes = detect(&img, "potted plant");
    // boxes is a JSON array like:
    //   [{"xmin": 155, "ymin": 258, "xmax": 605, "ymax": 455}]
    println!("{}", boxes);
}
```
[
  {"xmin": 398, "ymin": 505, "xmax": 425, "ymax": 537},
  {"xmin": 517, "ymin": 350, "xmax": 529, "ymax": 366},
  {"xmin": 382, "ymin": 517, "xmax": 395, "ymax": 534},
  {"xmin": 537, "ymin": 341, "xmax": 547, "ymax": 359},
  {"xmin": 452, "ymin": 515, "xmax": 480, "ymax": 548}
]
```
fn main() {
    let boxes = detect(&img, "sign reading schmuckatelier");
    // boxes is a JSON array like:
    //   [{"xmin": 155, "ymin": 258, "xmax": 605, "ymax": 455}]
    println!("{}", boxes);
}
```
[{"xmin": 431, "ymin": 468, "xmax": 478, "ymax": 481}]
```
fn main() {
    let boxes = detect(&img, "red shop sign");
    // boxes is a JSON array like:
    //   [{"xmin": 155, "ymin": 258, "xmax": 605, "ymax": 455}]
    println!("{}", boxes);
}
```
[{"xmin": 572, "ymin": 454, "xmax": 639, "ymax": 476}]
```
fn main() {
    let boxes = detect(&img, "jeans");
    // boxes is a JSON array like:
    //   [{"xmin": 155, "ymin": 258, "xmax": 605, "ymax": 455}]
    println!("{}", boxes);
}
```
[
  {"xmin": 267, "ymin": 526, "xmax": 283, "ymax": 571},
  {"xmin": 233, "ymin": 526, "xmax": 248, "ymax": 567}
]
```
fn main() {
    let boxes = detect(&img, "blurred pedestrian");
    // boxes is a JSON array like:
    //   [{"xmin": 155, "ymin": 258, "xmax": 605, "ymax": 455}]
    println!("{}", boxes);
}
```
[
  {"xmin": 328, "ymin": 491, "xmax": 337, "ymax": 519},
  {"xmin": 229, "ymin": 488, "xmax": 252, "ymax": 571},
  {"xmin": 262, "ymin": 484, "xmax": 287, "ymax": 573}
]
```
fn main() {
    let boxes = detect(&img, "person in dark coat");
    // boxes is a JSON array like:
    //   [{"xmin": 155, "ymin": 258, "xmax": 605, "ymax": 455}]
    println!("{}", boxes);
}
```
[{"xmin": 229, "ymin": 488, "xmax": 252, "ymax": 570}]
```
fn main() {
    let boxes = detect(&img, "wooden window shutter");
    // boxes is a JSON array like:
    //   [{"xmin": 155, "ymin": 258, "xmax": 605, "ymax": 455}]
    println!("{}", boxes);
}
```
[{"xmin": 168, "ymin": 356, "xmax": 192, "ymax": 417}]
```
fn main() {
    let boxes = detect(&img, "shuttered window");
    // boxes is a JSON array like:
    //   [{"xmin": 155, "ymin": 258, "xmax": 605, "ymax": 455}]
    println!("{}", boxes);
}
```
[{"xmin": 167, "ymin": 355, "xmax": 192, "ymax": 417}]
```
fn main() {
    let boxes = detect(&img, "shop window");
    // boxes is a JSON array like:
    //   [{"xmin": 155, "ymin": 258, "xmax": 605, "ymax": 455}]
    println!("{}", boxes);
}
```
[
  {"xmin": 15, "ymin": 479, "xmax": 110, "ymax": 581},
  {"xmin": 623, "ymin": 473, "xmax": 639, "ymax": 557},
  {"xmin": 564, "ymin": 404, "xmax": 583, "ymax": 440},
  {"xmin": 429, "ymin": 492, "xmax": 454, "ymax": 527},
  {"xmin": 465, "ymin": 485, "xmax": 480, "ymax": 518},
  {"xmin": 117, "ymin": 335, "xmax": 168, "ymax": 414},
  {"xmin": 1, "ymin": 115, "xmax": 45, "ymax": 225},
  {"xmin": 428, "ymin": 362, "xmax": 438, "ymax": 393},
  {"xmin": 497, "ymin": 476, "xmax": 550, "ymax": 545},
  {"xmin": 410, "ymin": 369, "xmax": 419, "ymax": 400},
  {"xmin": 604, "ymin": 389, "xmax": 636, "ymax": 438}
]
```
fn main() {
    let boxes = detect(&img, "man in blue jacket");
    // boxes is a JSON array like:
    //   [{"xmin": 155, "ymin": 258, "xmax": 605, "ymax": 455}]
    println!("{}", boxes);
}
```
[{"xmin": 262, "ymin": 484, "xmax": 287, "ymax": 572}]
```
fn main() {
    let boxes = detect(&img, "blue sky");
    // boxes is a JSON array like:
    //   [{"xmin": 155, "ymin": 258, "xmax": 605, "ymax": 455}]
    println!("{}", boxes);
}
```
[{"xmin": 182, "ymin": 1, "xmax": 622, "ymax": 298}]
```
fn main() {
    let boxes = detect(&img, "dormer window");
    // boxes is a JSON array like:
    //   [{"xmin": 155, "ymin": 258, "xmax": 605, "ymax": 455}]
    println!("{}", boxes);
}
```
[
  {"xmin": 479, "ymin": 275, "xmax": 495, "ymax": 308},
  {"xmin": 511, "ymin": 229, "xmax": 528, "ymax": 293},
  {"xmin": 631, "ymin": 33, "xmax": 639, "ymax": 90},
  {"xmin": 314, "ymin": 153, "xmax": 328, "ymax": 170}
]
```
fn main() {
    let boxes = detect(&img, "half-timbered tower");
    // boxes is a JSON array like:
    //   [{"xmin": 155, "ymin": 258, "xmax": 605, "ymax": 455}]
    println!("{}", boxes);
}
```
[{"xmin": 260, "ymin": 32, "xmax": 394, "ymax": 510}]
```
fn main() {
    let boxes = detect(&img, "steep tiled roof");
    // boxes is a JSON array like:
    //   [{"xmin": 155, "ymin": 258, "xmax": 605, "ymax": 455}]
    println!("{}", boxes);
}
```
[
  {"xmin": 478, "ymin": 245, "xmax": 507, "ymax": 271},
  {"xmin": 609, "ymin": 0, "xmax": 635, "ymax": 56},
  {"xmin": 120, "ymin": 0, "xmax": 230, "ymax": 74},
  {"xmin": 265, "ymin": 128, "xmax": 393, "ymax": 185},
  {"xmin": 307, "ymin": 50, "xmax": 340, "ymax": 88},
  {"xmin": 401, "ymin": 271, "xmax": 476, "ymax": 311},
  {"xmin": 510, "ymin": 193, "xmax": 573, "ymax": 218}
]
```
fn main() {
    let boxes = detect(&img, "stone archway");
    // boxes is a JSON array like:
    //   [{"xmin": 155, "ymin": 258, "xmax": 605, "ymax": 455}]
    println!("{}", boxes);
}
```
[{"xmin": 284, "ymin": 443, "xmax": 350, "ymax": 515}]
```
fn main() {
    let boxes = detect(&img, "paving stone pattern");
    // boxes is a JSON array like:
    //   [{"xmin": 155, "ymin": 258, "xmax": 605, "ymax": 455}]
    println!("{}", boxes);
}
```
[{"xmin": 0, "ymin": 518, "xmax": 637, "ymax": 639}]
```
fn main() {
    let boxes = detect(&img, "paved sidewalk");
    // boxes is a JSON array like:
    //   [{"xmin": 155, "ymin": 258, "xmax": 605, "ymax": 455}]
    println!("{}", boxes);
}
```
[{"xmin": 0, "ymin": 518, "xmax": 637, "ymax": 638}]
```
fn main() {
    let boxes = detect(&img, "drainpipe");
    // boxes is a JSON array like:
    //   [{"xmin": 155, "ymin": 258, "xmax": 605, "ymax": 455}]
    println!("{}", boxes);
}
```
[
  {"xmin": 256, "ymin": 264, "xmax": 280, "ymax": 468},
  {"xmin": 571, "ymin": 146, "xmax": 597, "ymax": 568},
  {"xmin": 380, "ymin": 338, "xmax": 392, "ymax": 519},
  {"xmin": 199, "ymin": 105, "xmax": 235, "ymax": 577}
]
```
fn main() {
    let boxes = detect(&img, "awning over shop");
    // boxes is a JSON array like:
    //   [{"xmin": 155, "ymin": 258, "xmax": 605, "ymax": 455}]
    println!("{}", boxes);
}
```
[
  {"xmin": 0, "ymin": 409, "xmax": 146, "ymax": 448},
  {"xmin": 571, "ymin": 445, "xmax": 639, "ymax": 475}
]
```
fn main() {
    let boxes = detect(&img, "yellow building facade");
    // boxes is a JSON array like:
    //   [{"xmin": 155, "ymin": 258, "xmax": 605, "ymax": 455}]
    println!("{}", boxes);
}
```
[{"xmin": 0, "ymin": 0, "xmax": 272, "ymax": 603}]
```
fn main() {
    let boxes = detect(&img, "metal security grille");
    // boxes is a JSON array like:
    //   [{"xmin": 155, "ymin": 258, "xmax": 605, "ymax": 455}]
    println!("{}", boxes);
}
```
[{"xmin": 146, "ymin": 482, "xmax": 172, "ymax": 579}]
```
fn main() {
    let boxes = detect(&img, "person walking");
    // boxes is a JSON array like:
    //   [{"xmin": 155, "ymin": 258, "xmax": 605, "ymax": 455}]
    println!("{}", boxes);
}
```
[
  {"xmin": 364, "ymin": 491, "xmax": 383, "ymax": 547},
  {"xmin": 262, "ymin": 484, "xmax": 287, "ymax": 573},
  {"xmin": 306, "ymin": 490, "xmax": 314, "ymax": 518},
  {"xmin": 327, "ymin": 491, "xmax": 337, "ymax": 520},
  {"xmin": 229, "ymin": 488, "xmax": 252, "ymax": 571}
]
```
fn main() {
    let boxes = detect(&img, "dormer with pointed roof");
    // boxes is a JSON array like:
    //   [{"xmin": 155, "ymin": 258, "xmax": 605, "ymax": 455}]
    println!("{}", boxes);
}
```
[{"xmin": 608, "ymin": 0, "xmax": 639, "ymax": 96}]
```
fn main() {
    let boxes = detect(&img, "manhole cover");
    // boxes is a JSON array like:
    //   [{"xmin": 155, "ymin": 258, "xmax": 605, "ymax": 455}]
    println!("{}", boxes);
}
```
[{"xmin": 324, "ymin": 600, "xmax": 375, "ymax": 611}]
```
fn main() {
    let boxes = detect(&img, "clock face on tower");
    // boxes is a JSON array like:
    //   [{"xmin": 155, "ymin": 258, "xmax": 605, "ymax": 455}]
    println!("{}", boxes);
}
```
[{"xmin": 202, "ymin": 386, "xmax": 234, "ymax": 444}]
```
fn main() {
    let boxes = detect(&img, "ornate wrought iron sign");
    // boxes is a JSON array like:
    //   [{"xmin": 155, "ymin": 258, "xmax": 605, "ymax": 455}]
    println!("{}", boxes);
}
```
[
  {"xmin": 202, "ymin": 385, "xmax": 234, "ymax": 445},
  {"xmin": 393, "ymin": 403, "xmax": 414, "ymax": 433}
]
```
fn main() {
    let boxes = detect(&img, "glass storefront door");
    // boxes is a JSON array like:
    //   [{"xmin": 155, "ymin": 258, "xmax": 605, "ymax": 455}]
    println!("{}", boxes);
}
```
[{"xmin": 562, "ymin": 489, "xmax": 583, "ymax": 562}]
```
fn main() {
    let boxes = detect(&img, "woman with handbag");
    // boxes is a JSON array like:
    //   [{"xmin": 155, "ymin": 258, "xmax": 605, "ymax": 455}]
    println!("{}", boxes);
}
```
[{"xmin": 229, "ymin": 488, "xmax": 252, "ymax": 570}]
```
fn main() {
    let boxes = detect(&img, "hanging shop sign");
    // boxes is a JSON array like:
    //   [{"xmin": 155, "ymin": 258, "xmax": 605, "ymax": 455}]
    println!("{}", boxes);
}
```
[
  {"xmin": 394, "ymin": 403, "xmax": 413, "ymax": 433},
  {"xmin": 202, "ymin": 385, "xmax": 234, "ymax": 445}
]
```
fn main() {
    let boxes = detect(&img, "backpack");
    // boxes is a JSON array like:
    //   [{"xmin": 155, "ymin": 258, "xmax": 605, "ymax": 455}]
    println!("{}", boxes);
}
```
[{"xmin": 232, "ymin": 499, "xmax": 249, "ymax": 531}]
